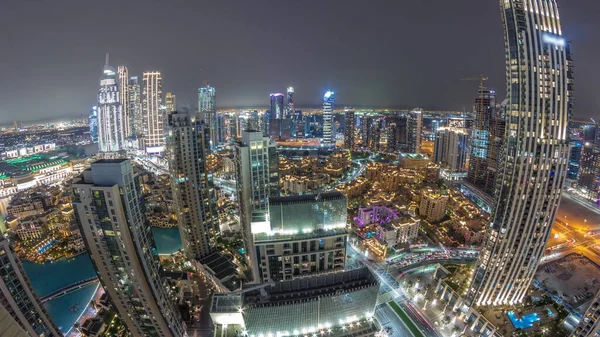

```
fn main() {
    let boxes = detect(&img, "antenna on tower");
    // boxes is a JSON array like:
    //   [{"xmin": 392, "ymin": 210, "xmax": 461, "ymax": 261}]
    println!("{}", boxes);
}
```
[{"xmin": 105, "ymin": 53, "xmax": 109, "ymax": 66}]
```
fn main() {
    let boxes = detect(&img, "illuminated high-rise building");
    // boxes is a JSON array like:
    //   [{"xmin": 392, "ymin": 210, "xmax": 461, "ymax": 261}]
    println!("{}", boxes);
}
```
[
  {"xmin": 165, "ymin": 92, "xmax": 177, "ymax": 113},
  {"xmin": 97, "ymin": 62, "xmax": 125, "ymax": 152},
  {"xmin": 166, "ymin": 111, "xmax": 218, "ymax": 260},
  {"xmin": 467, "ymin": 0, "xmax": 573, "ymax": 307},
  {"xmin": 433, "ymin": 127, "xmax": 469, "ymax": 172},
  {"xmin": 577, "ymin": 143, "xmax": 600, "ymax": 204},
  {"xmin": 573, "ymin": 289, "xmax": 600, "ymax": 337},
  {"xmin": 269, "ymin": 93, "xmax": 285, "ymax": 120},
  {"xmin": 142, "ymin": 71, "xmax": 164, "ymax": 153},
  {"xmin": 466, "ymin": 89, "xmax": 497, "ymax": 194},
  {"xmin": 128, "ymin": 76, "xmax": 141, "ymax": 138},
  {"xmin": 322, "ymin": 91, "xmax": 335, "ymax": 147},
  {"xmin": 117, "ymin": 66, "xmax": 131, "ymax": 138},
  {"xmin": 343, "ymin": 107, "xmax": 355, "ymax": 149},
  {"xmin": 286, "ymin": 87, "xmax": 295, "ymax": 119},
  {"xmin": 198, "ymin": 85, "xmax": 217, "ymax": 149},
  {"xmin": 89, "ymin": 106, "xmax": 98, "ymax": 143},
  {"xmin": 72, "ymin": 159, "xmax": 185, "ymax": 337},
  {"xmin": 235, "ymin": 130, "xmax": 279, "ymax": 281},
  {"xmin": 406, "ymin": 108, "xmax": 422, "ymax": 153},
  {"xmin": 0, "ymin": 237, "xmax": 61, "ymax": 337},
  {"xmin": 386, "ymin": 115, "xmax": 408, "ymax": 153}
]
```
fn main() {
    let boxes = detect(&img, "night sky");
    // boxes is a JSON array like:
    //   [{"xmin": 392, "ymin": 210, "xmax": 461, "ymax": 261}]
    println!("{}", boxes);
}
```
[{"xmin": 0, "ymin": 0, "xmax": 598, "ymax": 124}]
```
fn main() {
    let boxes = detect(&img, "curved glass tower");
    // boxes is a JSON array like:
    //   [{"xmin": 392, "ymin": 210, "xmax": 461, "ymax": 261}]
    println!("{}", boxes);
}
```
[{"xmin": 467, "ymin": 0, "xmax": 573, "ymax": 307}]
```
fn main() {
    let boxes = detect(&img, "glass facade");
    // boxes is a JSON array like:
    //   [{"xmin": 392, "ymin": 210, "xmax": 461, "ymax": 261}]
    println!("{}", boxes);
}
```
[{"xmin": 269, "ymin": 192, "xmax": 347, "ymax": 232}]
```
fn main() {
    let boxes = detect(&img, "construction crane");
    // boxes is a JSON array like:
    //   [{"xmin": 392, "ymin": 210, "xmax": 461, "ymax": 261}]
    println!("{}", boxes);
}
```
[{"xmin": 461, "ymin": 75, "xmax": 489, "ymax": 90}]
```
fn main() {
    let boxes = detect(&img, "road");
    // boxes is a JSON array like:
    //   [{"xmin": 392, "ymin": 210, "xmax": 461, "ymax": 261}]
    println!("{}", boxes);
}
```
[
  {"xmin": 547, "ymin": 194, "xmax": 600, "ymax": 265},
  {"xmin": 348, "ymin": 244, "xmax": 442, "ymax": 337},
  {"xmin": 375, "ymin": 303, "xmax": 415, "ymax": 337}
]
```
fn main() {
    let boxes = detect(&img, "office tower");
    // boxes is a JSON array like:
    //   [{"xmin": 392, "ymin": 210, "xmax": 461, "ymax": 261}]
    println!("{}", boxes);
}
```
[
  {"xmin": 166, "ymin": 111, "xmax": 218, "ymax": 260},
  {"xmin": 235, "ymin": 130, "xmax": 279, "ymax": 281},
  {"xmin": 0, "ymin": 237, "xmax": 61, "ymax": 337},
  {"xmin": 466, "ymin": 89, "xmax": 497, "ymax": 193},
  {"xmin": 286, "ymin": 87, "xmax": 295, "ymax": 119},
  {"xmin": 433, "ymin": 127, "xmax": 469, "ymax": 172},
  {"xmin": 117, "ymin": 66, "xmax": 131, "ymax": 138},
  {"xmin": 128, "ymin": 76, "xmax": 142, "ymax": 137},
  {"xmin": 573, "ymin": 289, "xmax": 600, "ymax": 337},
  {"xmin": 322, "ymin": 91, "xmax": 335, "ymax": 147},
  {"xmin": 89, "ymin": 106, "xmax": 98, "ymax": 143},
  {"xmin": 97, "ymin": 62, "xmax": 124, "ymax": 152},
  {"xmin": 142, "ymin": 71, "xmax": 164, "ymax": 153},
  {"xmin": 198, "ymin": 85, "xmax": 217, "ymax": 149},
  {"xmin": 165, "ymin": 92, "xmax": 177, "ymax": 113},
  {"xmin": 568, "ymin": 135, "xmax": 584, "ymax": 181},
  {"xmin": 210, "ymin": 267, "xmax": 379, "ymax": 337},
  {"xmin": 72, "ymin": 159, "xmax": 185, "ymax": 337},
  {"xmin": 254, "ymin": 192, "xmax": 347, "ymax": 282},
  {"xmin": 577, "ymin": 143, "xmax": 600, "ymax": 204},
  {"xmin": 467, "ymin": 0, "xmax": 573, "ymax": 307},
  {"xmin": 406, "ymin": 108, "xmax": 423, "ymax": 153},
  {"xmin": 269, "ymin": 93, "xmax": 285, "ymax": 120},
  {"xmin": 343, "ymin": 107, "xmax": 355, "ymax": 149}
]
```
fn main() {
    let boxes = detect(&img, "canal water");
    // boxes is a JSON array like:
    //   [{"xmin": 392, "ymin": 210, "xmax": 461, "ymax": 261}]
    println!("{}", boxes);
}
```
[{"xmin": 22, "ymin": 227, "xmax": 182, "ymax": 335}]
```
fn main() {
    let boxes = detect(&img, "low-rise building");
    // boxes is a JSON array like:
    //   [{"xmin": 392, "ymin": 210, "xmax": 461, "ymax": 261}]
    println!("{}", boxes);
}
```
[
  {"xmin": 419, "ymin": 189, "xmax": 449, "ymax": 222},
  {"xmin": 210, "ymin": 267, "xmax": 380, "ymax": 337},
  {"xmin": 399, "ymin": 153, "xmax": 431, "ymax": 169}
]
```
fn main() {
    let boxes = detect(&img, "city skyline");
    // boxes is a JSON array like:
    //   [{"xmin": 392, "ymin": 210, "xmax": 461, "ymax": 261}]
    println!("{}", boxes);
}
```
[{"xmin": 0, "ymin": 1, "xmax": 598, "ymax": 124}]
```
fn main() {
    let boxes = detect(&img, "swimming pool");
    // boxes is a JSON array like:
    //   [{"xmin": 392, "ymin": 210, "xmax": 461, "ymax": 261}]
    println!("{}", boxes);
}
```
[{"xmin": 507, "ymin": 311, "xmax": 540, "ymax": 329}]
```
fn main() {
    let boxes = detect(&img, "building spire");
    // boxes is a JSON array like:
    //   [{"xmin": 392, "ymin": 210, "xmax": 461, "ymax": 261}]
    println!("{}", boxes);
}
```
[{"xmin": 105, "ymin": 53, "xmax": 109, "ymax": 66}]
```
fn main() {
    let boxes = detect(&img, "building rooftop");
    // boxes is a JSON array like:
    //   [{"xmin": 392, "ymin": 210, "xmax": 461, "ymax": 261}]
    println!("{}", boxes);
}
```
[
  {"xmin": 243, "ymin": 267, "xmax": 378, "ymax": 307},
  {"xmin": 269, "ymin": 191, "xmax": 346, "ymax": 205},
  {"xmin": 198, "ymin": 252, "xmax": 237, "ymax": 280},
  {"xmin": 399, "ymin": 153, "xmax": 428, "ymax": 159},
  {"xmin": 93, "ymin": 158, "xmax": 128, "ymax": 164}
]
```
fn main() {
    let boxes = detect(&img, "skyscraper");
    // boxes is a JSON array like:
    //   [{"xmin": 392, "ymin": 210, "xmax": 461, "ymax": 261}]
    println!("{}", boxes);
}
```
[
  {"xmin": 386, "ymin": 115, "xmax": 408, "ymax": 153},
  {"xmin": 467, "ymin": 0, "xmax": 573, "ymax": 307},
  {"xmin": 344, "ymin": 107, "xmax": 355, "ymax": 149},
  {"xmin": 577, "ymin": 143, "xmax": 600, "ymax": 204},
  {"xmin": 89, "ymin": 105, "xmax": 98, "ymax": 143},
  {"xmin": 72, "ymin": 159, "xmax": 185, "ymax": 337},
  {"xmin": 142, "ymin": 71, "xmax": 164, "ymax": 153},
  {"xmin": 255, "ymin": 192, "xmax": 348, "ymax": 282},
  {"xmin": 0, "ymin": 237, "xmax": 61, "ymax": 337},
  {"xmin": 198, "ymin": 85, "xmax": 217, "ymax": 149},
  {"xmin": 117, "ymin": 66, "xmax": 131, "ymax": 139},
  {"xmin": 573, "ymin": 289, "xmax": 600, "ymax": 337},
  {"xmin": 286, "ymin": 87, "xmax": 295, "ymax": 119},
  {"xmin": 235, "ymin": 130, "xmax": 279, "ymax": 281},
  {"xmin": 568, "ymin": 134, "xmax": 583, "ymax": 181},
  {"xmin": 406, "ymin": 108, "xmax": 422, "ymax": 153},
  {"xmin": 269, "ymin": 93, "xmax": 285, "ymax": 120},
  {"xmin": 128, "ymin": 76, "xmax": 142, "ymax": 138},
  {"xmin": 433, "ymin": 127, "xmax": 469, "ymax": 172},
  {"xmin": 322, "ymin": 91, "xmax": 335, "ymax": 147},
  {"xmin": 97, "ymin": 63, "xmax": 124, "ymax": 152},
  {"xmin": 466, "ymin": 89, "xmax": 497, "ymax": 194},
  {"xmin": 167, "ymin": 111, "xmax": 218, "ymax": 260},
  {"xmin": 165, "ymin": 92, "xmax": 177, "ymax": 113}
]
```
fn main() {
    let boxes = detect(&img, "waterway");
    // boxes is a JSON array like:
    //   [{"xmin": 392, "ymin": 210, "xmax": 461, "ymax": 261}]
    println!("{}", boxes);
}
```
[{"xmin": 22, "ymin": 227, "xmax": 182, "ymax": 335}]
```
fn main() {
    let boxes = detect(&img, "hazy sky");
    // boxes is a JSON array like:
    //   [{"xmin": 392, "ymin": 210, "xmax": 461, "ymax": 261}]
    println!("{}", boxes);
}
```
[{"xmin": 0, "ymin": 0, "xmax": 598, "ymax": 124}]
